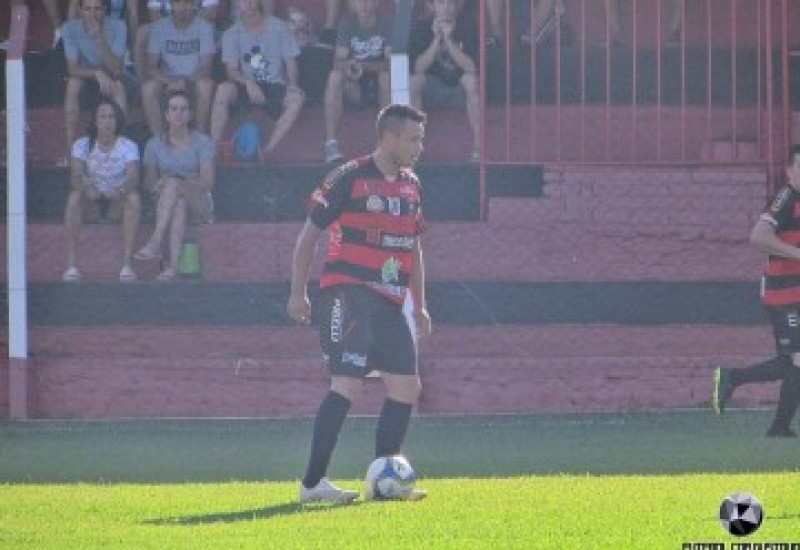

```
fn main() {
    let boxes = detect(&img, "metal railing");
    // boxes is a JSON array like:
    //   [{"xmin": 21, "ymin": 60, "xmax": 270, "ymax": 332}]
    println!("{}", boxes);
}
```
[{"xmin": 478, "ymin": 0, "xmax": 797, "ymax": 180}]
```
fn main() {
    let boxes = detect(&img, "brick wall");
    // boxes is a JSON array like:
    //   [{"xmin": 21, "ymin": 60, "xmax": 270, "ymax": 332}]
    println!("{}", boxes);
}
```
[{"xmin": 1, "ymin": 164, "xmax": 781, "ymax": 419}]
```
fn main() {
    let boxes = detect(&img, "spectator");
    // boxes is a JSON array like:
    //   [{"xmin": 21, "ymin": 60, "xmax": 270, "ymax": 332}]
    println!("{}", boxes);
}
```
[
  {"xmin": 480, "ymin": 0, "xmax": 565, "ymax": 47},
  {"xmin": 134, "ymin": 0, "xmax": 219, "ymax": 80},
  {"xmin": 323, "ymin": 0, "xmax": 392, "ymax": 163},
  {"xmin": 210, "ymin": 0, "xmax": 304, "ymax": 163},
  {"xmin": 409, "ymin": 0, "xmax": 479, "ymax": 161},
  {"xmin": 142, "ymin": 0, "xmax": 217, "ymax": 135},
  {"xmin": 606, "ymin": 0, "xmax": 683, "ymax": 47},
  {"xmin": 69, "ymin": 0, "xmax": 141, "ymax": 74},
  {"xmin": 63, "ymin": 99, "xmax": 141, "ymax": 283},
  {"xmin": 62, "ymin": 0, "xmax": 129, "ymax": 166},
  {"xmin": 135, "ymin": 90, "xmax": 215, "ymax": 281}
]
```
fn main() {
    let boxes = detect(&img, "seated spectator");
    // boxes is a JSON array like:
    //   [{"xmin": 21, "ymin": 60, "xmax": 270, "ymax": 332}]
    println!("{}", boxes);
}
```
[
  {"xmin": 210, "ymin": 0, "xmax": 305, "ymax": 163},
  {"xmin": 69, "ymin": 0, "xmax": 141, "ymax": 72},
  {"xmin": 142, "ymin": 0, "xmax": 217, "ymax": 135},
  {"xmin": 481, "ymin": 0, "xmax": 567, "ymax": 47},
  {"xmin": 134, "ymin": 0, "xmax": 219, "ymax": 80},
  {"xmin": 606, "ymin": 0, "xmax": 683, "ymax": 47},
  {"xmin": 135, "ymin": 90, "xmax": 215, "ymax": 281},
  {"xmin": 63, "ymin": 99, "xmax": 141, "ymax": 283},
  {"xmin": 62, "ymin": 0, "xmax": 129, "ymax": 166},
  {"xmin": 323, "ymin": 0, "xmax": 392, "ymax": 163},
  {"xmin": 409, "ymin": 0, "xmax": 479, "ymax": 161}
]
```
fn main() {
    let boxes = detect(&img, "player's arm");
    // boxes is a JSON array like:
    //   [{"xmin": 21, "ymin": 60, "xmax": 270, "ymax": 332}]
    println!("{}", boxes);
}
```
[
  {"xmin": 750, "ymin": 218, "xmax": 800, "ymax": 261},
  {"xmin": 288, "ymin": 219, "xmax": 323, "ymax": 324},
  {"xmin": 410, "ymin": 237, "xmax": 432, "ymax": 339}
]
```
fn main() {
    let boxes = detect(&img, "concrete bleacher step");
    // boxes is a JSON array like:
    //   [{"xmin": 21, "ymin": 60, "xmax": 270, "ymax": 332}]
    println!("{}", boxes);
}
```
[{"xmin": 10, "ymin": 325, "xmax": 777, "ymax": 418}]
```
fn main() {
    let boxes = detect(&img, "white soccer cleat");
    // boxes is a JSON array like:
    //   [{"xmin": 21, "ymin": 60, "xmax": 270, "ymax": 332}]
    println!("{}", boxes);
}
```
[
  {"xmin": 406, "ymin": 488, "xmax": 428, "ymax": 501},
  {"xmin": 299, "ymin": 477, "xmax": 359, "ymax": 504}
]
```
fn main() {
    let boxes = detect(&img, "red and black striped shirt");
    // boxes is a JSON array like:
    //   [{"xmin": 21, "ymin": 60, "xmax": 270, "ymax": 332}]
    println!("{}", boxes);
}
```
[
  {"xmin": 306, "ymin": 155, "xmax": 425, "ymax": 304},
  {"xmin": 760, "ymin": 185, "xmax": 800, "ymax": 306}
]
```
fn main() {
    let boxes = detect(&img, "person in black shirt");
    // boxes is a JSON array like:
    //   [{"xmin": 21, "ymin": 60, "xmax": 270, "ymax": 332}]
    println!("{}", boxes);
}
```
[{"xmin": 409, "ymin": 0, "xmax": 479, "ymax": 161}]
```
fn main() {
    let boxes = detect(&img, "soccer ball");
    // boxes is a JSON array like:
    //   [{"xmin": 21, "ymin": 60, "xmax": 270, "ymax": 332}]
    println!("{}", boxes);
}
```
[
  {"xmin": 364, "ymin": 455, "xmax": 416, "ymax": 500},
  {"xmin": 719, "ymin": 492, "xmax": 764, "ymax": 537}
]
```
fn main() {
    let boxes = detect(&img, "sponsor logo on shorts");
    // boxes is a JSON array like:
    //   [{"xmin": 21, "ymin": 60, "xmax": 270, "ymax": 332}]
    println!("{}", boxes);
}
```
[
  {"xmin": 381, "ymin": 257, "xmax": 400, "ymax": 283},
  {"xmin": 330, "ymin": 298, "xmax": 342, "ymax": 343},
  {"xmin": 788, "ymin": 312, "xmax": 799, "ymax": 328},
  {"xmin": 341, "ymin": 352, "xmax": 367, "ymax": 368},
  {"xmin": 381, "ymin": 234, "xmax": 414, "ymax": 250}
]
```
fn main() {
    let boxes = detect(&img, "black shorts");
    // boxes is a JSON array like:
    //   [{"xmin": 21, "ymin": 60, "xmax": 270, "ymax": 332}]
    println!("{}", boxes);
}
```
[
  {"xmin": 234, "ymin": 81, "xmax": 286, "ymax": 119},
  {"xmin": 768, "ymin": 306, "xmax": 800, "ymax": 355},
  {"xmin": 317, "ymin": 285, "xmax": 417, "ymax": 378}
]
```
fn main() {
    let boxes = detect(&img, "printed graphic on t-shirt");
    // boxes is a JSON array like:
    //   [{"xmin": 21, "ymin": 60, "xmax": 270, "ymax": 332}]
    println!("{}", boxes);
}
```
[
  {"xmin": 165, "ymin": 38, "xmax": 201, "ymax": 56},
  {"xmin": 243, "ymin": 46, "xmax": 272, "ymax": 82},
  {"xmin": 350, "ymin": 35, "xmax": 386, "ymax": 61}
]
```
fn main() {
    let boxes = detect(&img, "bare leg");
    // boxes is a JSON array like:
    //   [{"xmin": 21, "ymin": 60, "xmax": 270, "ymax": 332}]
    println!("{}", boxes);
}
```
[
  {"xmin": 64, "ymin": 189, "xmax": 83, "ymax": 268},
  {"xmin": 668, "ymin": 0, "xmax": 683, "ymax": 37},
  {"xmin": 324, "ymin": 70, "xmax": 345, "ymax": 142},
  {"xmin": 325, "ymin": 0, "xmax": 342, "ymax": 29},
  {"xmin": 162, "ymin": 196, "xmax": 188, "ymax": 278},
  {"xmin": 122, "ymin": 191, "xmax": 141, "ymax": 266},
  {"xmin": 606, "ymin": 0, "xmax": 623, "ymax": 43},
  {"xmin": 193, "ymin": 77, "xmax": 216, "ymax": 133},
  {"xmin": 485, "ymin": 0, "xmax": 504, "ymax": 40},
  {"xmin": 144, "ymin": 181, "xmax": 178, "ymax": 253},
  {"xmin": 532, "ymin": 0, "xmax": 556, "ymax": 36},
  {"xmin": 262, "ymin": 86, "xmax": 305, "ymax": 158},
  {"xmin": 210, "ymin": 81, "xmax": 237, "ymax": 142},
  {"xmin": 461, "ymin": 72, "xmax": 480, "ymax": 157},
  {"xmin": 64, "ymin": 78, "xmax": 84, "ymax": 159}
]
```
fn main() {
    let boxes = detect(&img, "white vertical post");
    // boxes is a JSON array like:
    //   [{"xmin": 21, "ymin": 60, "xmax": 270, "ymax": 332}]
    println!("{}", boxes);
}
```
[
  {"xmin": 390, "ymin": 0, "xmax": 413, "ymax": 105},
  {"xmin": 7, "ymin": 4, "xmax": 30, "ymax": 419}
]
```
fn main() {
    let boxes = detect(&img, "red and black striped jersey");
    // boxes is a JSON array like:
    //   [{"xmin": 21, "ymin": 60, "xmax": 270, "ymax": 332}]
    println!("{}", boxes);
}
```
[
  {"xmin": 306, "ymin": 155, "xmax": 425, "ymax": 304},
  {"xmin": 760, "ymin": 185, "xmax": 800, "ymax": 306}
]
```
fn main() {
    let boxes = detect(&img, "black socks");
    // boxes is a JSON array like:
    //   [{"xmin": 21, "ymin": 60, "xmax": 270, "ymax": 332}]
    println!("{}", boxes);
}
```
[{"xmin": 302, "ymin": 391, "xmax": 352, "ymax": 489}]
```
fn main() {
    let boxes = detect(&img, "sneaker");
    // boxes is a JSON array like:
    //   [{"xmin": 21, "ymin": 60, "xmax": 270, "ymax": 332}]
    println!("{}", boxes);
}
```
[
  {"xmin": 299, "ymin": 477, "xmax": 359, "ymax": 504},
  {"xmin": 62, "ymin": 266, "xmax": 81, "ymax": 282},
  {"xmin": 766, "ymin": 426, "xmax": 797, "ymax": 438},
  {"xmin": 324, "ymin": 139, "xmax": 344, "ymax": 164},
  {"xmin": 406, "ymin": 488, "xmax": 428, "ymax": 501},
  {"xmin": 712, "ymin": 366, "xmax": 733, "ymax": 415},
  {"xmin": 119, "ymin": 265, "xmax": 137, "ymax": 283}
]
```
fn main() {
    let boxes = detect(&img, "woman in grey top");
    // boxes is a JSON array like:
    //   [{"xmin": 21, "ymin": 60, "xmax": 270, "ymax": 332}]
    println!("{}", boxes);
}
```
[{"xmin": 135, "ymin": 90, "xmax": 215, "ymax": 281}]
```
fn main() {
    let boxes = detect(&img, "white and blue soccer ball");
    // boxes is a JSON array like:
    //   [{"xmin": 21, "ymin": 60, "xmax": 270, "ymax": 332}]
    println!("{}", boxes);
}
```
[{"xmin": 364, "ymin": 455, "xmax": 416, "ymax": 500}]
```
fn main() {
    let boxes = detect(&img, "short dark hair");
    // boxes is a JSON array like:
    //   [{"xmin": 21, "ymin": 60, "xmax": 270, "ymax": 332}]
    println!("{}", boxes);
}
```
[
  {"xmin": 790, "ymin": 144, "xmax": 800, "ymax": 166},
  {"xmin": 376, "ymin": 104, "xmax": 427, "ymax": 138}
]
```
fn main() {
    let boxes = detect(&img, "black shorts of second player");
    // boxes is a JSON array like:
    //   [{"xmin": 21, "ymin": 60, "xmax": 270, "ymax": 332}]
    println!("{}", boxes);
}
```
[
  {"xmin": 233, "ymin": 81, "xmax": 286, "ymax": 119},
  {"xmin": 317, "ymin": 284, "xmax": 418, "ymax": 378},
  {"xmin": 768, "ymin": 305, "xmax": 800, "ymax": 355}
]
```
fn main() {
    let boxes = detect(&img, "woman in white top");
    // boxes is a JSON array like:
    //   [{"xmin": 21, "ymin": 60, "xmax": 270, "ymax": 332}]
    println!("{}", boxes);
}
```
[
  {"xmin": 63, "ymin": 99, "xmax": 142, "ymax": 283},
  {"xmin": 135, "ymin": 90, "xmax": 215, "ymax": 281}
]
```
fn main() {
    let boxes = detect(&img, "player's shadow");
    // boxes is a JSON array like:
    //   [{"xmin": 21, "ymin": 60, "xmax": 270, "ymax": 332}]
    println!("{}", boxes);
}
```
[{"xmin": 144, "ymin": 501, "xmax": 364, "ymax": 526}]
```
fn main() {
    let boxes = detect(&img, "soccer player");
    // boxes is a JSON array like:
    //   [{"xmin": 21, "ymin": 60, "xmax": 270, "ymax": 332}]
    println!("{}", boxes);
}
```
[
  {"xmin": 713, "ymin": 144, "xmax": 800, "ymax": 438},
  {"xmin": 288, "ymin": 104, "xmax": 431, "ymax": 503}
]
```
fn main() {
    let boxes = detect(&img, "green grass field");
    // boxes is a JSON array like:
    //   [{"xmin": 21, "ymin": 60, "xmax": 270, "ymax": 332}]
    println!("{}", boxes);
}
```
[{"xmin": 1, "ymin": 410, "xmax": 798, "ymax": 549}]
